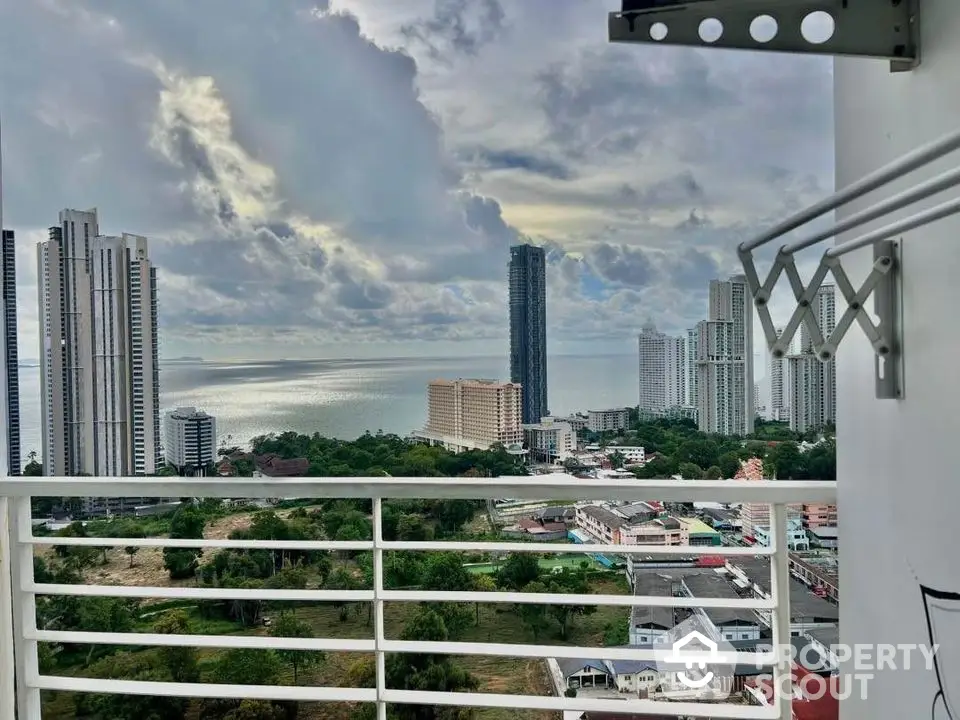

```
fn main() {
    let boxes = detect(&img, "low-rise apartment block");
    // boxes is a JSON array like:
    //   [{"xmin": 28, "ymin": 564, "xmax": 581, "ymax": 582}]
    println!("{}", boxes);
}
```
[
  {"xmin": 522, "ymin": 419, "xmax": 575, "ymax": 462},
  {"xmin": 542, "ymin": 414, "xmax": 588, "ymax": 432},
  {"xmin": 803, "ymin": 502, "xmax": 838, "ymax": 529},
  {"xmin": 587, "ymin": 408, "xmax": 630, "ymax": 433},
  {"xmin": 416, "ymin": 378, "xmax": 523, "ymax": 452},
  {"xmin": 574, "ymin": 501, "xmax": 720, "ymax": 547}
]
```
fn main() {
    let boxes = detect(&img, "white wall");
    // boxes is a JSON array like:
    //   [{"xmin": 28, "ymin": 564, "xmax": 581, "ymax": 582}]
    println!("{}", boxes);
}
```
[{"xmin": 835, "ymin": 1, "xmax": 960, "ymax": 716}]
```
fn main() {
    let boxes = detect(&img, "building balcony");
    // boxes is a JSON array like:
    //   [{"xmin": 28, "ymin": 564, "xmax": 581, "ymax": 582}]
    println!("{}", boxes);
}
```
[{"xmin": 0, "ymin": 475, "xmax": 834, "ymax": 720}]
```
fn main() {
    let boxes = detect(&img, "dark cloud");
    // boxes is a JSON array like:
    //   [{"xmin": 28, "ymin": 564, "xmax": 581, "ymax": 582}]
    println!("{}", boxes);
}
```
[
  {"xmin": 401, "ymin": 0, "xmax": 506, "ymax": 60},
  {"xmin": 331, "ymin": 264, "xmax": 393, "ymax": 310},
  {"xmin": 461, "ymin": 147, "xmax": 573, "ymax": 180},
  {"xmin": 536, "ymin": 46, "xmax": 734, "ymax": 158},
  {"xmin": 585, "ymin": 242, "xmax": 655, "ymax": 288}
]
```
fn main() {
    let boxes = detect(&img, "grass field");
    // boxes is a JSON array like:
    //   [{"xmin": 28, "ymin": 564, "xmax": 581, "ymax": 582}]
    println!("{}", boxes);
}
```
[
  {"xmin": 464, "ymin": 554, "xmax": 604, "ymax": 574},
  {"xmin": 39, "ymin": 576, "xmax": 630, "ymax": 720}
]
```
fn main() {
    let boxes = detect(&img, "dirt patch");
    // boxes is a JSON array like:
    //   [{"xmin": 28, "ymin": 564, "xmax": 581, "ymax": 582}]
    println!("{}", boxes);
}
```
[
  {"xmin": 77, "ymin": 506, "xmax": 322, "ymax": 588},
  {"xmin": 85, "ymin": 546, "xmax": 191, "ymax": 589},
  {"xmin": 203, "ymin": 506, "xmax": 318, "ymax": 540}
]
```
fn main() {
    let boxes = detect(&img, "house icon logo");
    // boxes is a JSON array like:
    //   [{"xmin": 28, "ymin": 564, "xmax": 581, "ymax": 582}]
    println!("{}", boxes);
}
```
[
  {"xmin": 654, "ymin": 616, "xmax": 736, "ymax": 700},
  {"xmin": 666, "ymin": 631, "xmax": 721, "ymax": 688}
]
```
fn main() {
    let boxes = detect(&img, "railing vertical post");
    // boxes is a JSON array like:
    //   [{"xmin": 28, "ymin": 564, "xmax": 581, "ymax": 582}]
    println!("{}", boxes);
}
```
[
  {"xmin": 770, "ymin": 503, "xmax": 793, "ymax": 719},
  {"xmin": 11, "ymin": 497, "xmax": 40, "ymax": 719},
  {"xmin": 373, "ymin": 497, "xmax": 386, "ymax": 720},
  {"xmin": 0, "ymin": 497, "xmax": 17, "ymax": 720}
]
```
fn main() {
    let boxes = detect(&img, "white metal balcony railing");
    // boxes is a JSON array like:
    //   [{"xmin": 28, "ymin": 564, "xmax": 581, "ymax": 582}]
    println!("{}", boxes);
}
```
[{"xmin": 0, "ymin": 475, "xmax": 836, "ymax": 720}]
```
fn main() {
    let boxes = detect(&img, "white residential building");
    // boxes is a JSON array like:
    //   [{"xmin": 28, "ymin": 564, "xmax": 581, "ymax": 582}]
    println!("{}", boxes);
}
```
[
  {"xmin": 695, "ymin": 275, "xmax": 754, "ymax": 435},
  {"xmin": 39, "ymin": 209, "xmax": 98, "ymax": 477},
  {"xmin": 587, "ymin": 408, "xmax": 629, "ymax": 433},
  {"xmin": 38, "ymin": 212, "xmax": 162, "ymax": 488},
  {"xmin": 685, "ymin": 327, "xmax": 699, "ymax": 408},
  {"xmin": 164, "ymin": 407, "xmax": 217, "ymax": 472},
  {"xmin": 788, "ymin": 285, "xmax": 837, "ymax": 432},
  {"xmin": 769, "ymin": 326, "xmax": 787, "ymax": 422},
  {"xmin": 522, "ymin": 419, "xmax": 574, "ymax": 462},
  {"xmin": 637, "ymin": 320, "xmax": 686, "ymax": 414}
]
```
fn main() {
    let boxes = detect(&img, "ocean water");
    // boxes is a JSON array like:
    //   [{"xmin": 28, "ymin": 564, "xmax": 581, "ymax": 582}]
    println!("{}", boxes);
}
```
[{"xmin": 17, "ymin": 354, "xmax": 638, "ymax": 457}]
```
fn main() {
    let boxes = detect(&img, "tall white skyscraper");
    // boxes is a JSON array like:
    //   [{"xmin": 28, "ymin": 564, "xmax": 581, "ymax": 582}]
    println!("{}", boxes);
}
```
[
  {"xmin": 769, "ymin": 326, "xmax": 787, "ymax": 422},
  {"xmin": 686, "ymin": 327, "xmax": 699, "ymax": 408},
  {"xmin": 39, "ymin": 209, "xmax": 98, "ymax": 476},
  {"xmin": 787, "ymin": 285, "xmax": 837, "ymax": 432},
  {"xmin": 638, "ymin": 320, "xmax": 686, "ymax": 414},
  {"xmin": 696, "ymin": 275, "xmax": 754, "ymax": 435},
  {"xmin": 39, "ymin": 211, "xmax": 161, "ymax": 483}
]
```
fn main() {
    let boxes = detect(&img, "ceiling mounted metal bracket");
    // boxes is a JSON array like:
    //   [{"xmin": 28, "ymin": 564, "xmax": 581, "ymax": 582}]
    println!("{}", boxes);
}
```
[{"xmin": 609, "ymin": 0, "xmax": 921, "ymax": 73}]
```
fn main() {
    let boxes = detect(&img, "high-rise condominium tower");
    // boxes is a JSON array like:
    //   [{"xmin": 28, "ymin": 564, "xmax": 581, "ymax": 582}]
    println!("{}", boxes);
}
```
[
  {"xmin": 787, "ymin": 285, "xmax": 837, "ymax": 432},
  {"xmin": 2, "ymin": 230, "xmax": 19, "ymax": 476},
  {"xmin": 769, "ymin": 327, "xmax": 787, "ymax": 422},
  {"xmin": 509, "ymin": 244, "xmax": 547, "ymax": 424},
  {"xmin": 0, "ymin": 123, "xmax": 21, "ymax": 476},
  {"xmin": 637, "ymin": 320, "xmax": 686, "ymax": 414},
  {"xmin": 39, "ymin": 210, "xmax": 161, "ymax": 484},
  {"xmin": 695, "ymin": 275, "xmax": 754, "ymax": 435},
  {"xmin": 686, "ymin": 327, "xmax": 699, "ymax": 408}
]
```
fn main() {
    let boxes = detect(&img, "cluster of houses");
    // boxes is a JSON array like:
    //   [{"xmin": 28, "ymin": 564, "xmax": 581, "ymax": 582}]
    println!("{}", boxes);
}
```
[{"xmin": 548, "ymin": 553, "xmax": 841, "ymax": 719}]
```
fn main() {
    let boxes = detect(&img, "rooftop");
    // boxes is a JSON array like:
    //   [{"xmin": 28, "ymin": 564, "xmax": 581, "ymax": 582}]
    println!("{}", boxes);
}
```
[
  {"xmin": 680, "ymin": 573, "xmax": 759, "ymax": 626},
  {"xmin": 808, "ymin": 526, "xmax": 839, "ymax": 539},
  {"xmin": 679, "ymin": 517, "xmax": 720, "ymax": 534},
  {"xmin": 579, "ymin": 504, "xmax": 625, "ymax": 529}
]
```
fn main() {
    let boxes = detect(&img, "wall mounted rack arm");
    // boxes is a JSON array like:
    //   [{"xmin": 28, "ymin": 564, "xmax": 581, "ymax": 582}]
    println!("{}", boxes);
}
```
[
  {"xmin": 736, "ymin": 127, "xmax": 960, "ymax": 400},
  {"xmin": 609, "ymin": 0, "xmax": 921, "ymax": 72}
]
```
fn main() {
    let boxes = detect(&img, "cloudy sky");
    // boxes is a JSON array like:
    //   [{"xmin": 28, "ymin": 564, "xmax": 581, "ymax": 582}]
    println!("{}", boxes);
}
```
[{"xmin": 0, "ymin": 0, "xmax": 833, "ymax": 362}]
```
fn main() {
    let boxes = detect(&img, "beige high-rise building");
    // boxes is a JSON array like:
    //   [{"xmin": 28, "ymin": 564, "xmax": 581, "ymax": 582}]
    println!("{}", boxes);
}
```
[{"xmin": 420, "ymin": 379, "xmax": 523, "ymax": 452}]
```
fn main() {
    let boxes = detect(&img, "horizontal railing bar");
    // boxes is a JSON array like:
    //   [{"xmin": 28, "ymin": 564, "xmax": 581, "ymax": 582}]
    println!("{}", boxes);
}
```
[
  {"xmin": 29, "ymin": 583, "xmax": 373, "ymax": 602},
  {"xmin": 380, "ymin": 639, "xmax": 776, "ymax": 666},
  {"xmin": 379, "ymin": 590, "xmax": 776, "ymax": 609},
  {"xmin": 0, "ymin": 476, "xmax": 837, "ymax": 503},
  {"xmin": 30, "ymin": 630, "xmax": 374, "ymax": 652},
  {"xmin": 27, "ymin": 583, "xmax": 774, "ymax": 609},
  {"xmin": 25, "ymin": 536, "xmax": 373, "ymax": 551},
  {"xmin": 27, "ymin": 535, "xmax": 775, "ymax": 556},
  {"xmin": 382, "ymin": 689, "xmax": 780, "ymax": 718},
  {"xmin": 782, "ymin": 163, "xmax": 960, "ymax": 254},
  {"xmin": 31, "ymin": 677, "xmax": 779, "ymax": 717},
  {"xmin": 32, "ymin": 676, "xmax": 377, "ymax": 703},
  {"xmin": 28, "ymin": 632, "xmax": 778, "ymax": 666},
  {"xmin": 739, "ymin": 126, "xmax": 960, "ymax": 252},
  {"xmin": 826, "ymin": 195, "xmax": 960, "ymax": 258},
  {"xmin": 380, "ymin": 540, "xmax": 775, "ymax": 556}
]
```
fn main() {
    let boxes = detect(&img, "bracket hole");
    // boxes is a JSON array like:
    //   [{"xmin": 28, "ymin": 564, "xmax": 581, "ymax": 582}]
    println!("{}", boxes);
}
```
[
  {"xmin": 850, "ymin": 301, "xmax": 861, "ymax": 311},
  {"xmin": 801, "ymin": 11, "xmax": 835, "ymax": 44},
  {"xmin": 878, "ymin": 346, "xmax": 890, "ymax": 356},
  {"xmin": 650, "ymin": 22, "xmax": 668, "ymax": 41},
  {"xmin": 772, "ymin": 349, "xmax": 785, "ymax": 359},
  {"xmin": 750, "ymin": 15, "xmax": 779, "ymax": 43},
  {"xmin": 698, "ymin": 18, "xmax": 724, "ymax": 44},
  {"xmin": 820, "ymin": 351, "xmax": 832, "ymax": 361}
]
